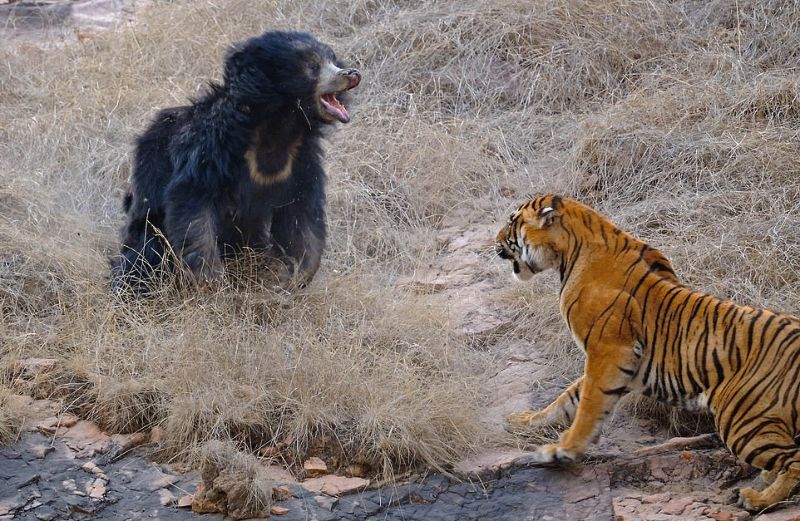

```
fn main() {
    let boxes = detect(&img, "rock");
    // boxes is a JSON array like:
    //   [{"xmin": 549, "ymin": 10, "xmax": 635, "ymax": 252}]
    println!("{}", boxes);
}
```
[
  {"xmin": 710, "ymin": 512, "xmax": 734, "ymax": 521},
  {"xmin": 301, "ymin": 475, "xmax": 370, "ymax": 496},
  {"xmin": 660, "ymin": 496, "xmax": 694, "ymax": 515},
  {"xmin": 145, "ymin": 472, "xmax": 179, "ymax": 492},
  {"xmin": 176, "ymin": 495, "xmax": 193, "ymax": 508},
  {"xmin": 0, "ymin": 493, "xmax": 27, "ymax": 516},
  {"xmin": 81, "ymin": 461, "xmax": 106, "ymax": 477},
  {"xmin": 314, "ymin": 495, "xmax": 338, "ymax": 511},
  {"xmin": 29, "ymin": 444, "xmax": 54, "ymax": 459},
  {"xmin": 455, "ymin": 449, "xmax": 538, "ymax": 478},
  {"xmin": 270, "ymin": 505, "xmax": 290, "ymax": 515},
  {"xmin": 348, "ymin": 463, "xmax": 370, "ymax": 478},
  {"xmin": 34, "ymin": 506, "xmax": 58, "ymax": 521},
  {"xmin": 642, "ymin": 492, "xmax": 671, "ymax": 504},
  {"xmin": 111, "ymin": 432, "xmax": 147, "ymax": 453},
  {"xmin": 459, "ymin": 305, "xmax": 514, "ymax": 337},
  {"xmin": 649, "ymin": 457, "xmax": 671, "ymax": 481},
  {"xmin": 87, "ymin": 478, "xmax": 107, "ymax": 499},
  {"xmin": 65, "ymin": 494, "xmax": 95, "ymax": 514},
  {"xmin": 272, "ymin": 485, "xmax": 293, "ymax": 501},
  {"xmin": 566, "ymin": 484, "xmax": 600, "ymax": 505},
  {"xmin": 23, "ymin": 500, "xmax": 43, "ymax": 512},
  {"xmin": 613, "ymin": 497, "xmax": 642, "ymax": 511},
  {"xmin": 755, "ymin": 506, "xmax": 800, "ymax": 521},
  {"xmin": 36, "ymin": 416, "xmax": 75, "ymax": 436},
  {"xmin": 260, "ymin": 464, "xmax": 296, "ymax": 484},
  {"xmin": 190, "ymin": 483, "xmax": 219, "ymax": 515},
  {"xmin": 157, "ymin": 489, "xmax": 175, "ymax": 506},
  {"xmin": 62, "ymin": 421, "xmax": 111, "ymax": 456},
  {"xmin": 16, "ymin": 472, "xmax": 40, "ymax": 488},
  {"xmin": 35, "ymin": 416, "xmax": 72, "ymax": 436},
  {"xmin": 149, "ymin": 426, "xmax": 163, "ymax": 445},
  {"xmin": 303, "ymin": 457, "xmax": 328, "ymax": 477},
  {"xmin": 60, "ymin": 415, "xmax": 79, "ymax": 428}
]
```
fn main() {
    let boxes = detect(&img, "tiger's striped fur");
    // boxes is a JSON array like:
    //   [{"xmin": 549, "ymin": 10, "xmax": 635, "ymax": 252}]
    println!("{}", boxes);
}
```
[{"xmin": 496, "ymin": 194, "xmax": 800, "ymax": 511}]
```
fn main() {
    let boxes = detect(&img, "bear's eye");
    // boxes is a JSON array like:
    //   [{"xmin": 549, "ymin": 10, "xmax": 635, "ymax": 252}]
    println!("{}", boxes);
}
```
[{"xmin": 308, "ymin": 62, "xmax": 321, "ymax": 75}]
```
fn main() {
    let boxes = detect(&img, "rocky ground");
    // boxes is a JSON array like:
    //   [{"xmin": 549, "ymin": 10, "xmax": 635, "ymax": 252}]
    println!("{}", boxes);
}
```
[
  {"xmin": 1, "ymin": 407, "xmax": 798, "ymax": 521},
  {"xmin": 0, "ymin": 424, "xmax": 614, "ymax": 520}
]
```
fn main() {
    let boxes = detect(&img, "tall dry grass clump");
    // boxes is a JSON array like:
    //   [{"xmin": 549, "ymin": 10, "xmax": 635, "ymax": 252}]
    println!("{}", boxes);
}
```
[
  {"xmin": 0, "ymin": 386, "xmax": 25, "ymax": 445},
  {"xmin": 2, "ymin": 0, "xmax": 800, "ymax": 470}
]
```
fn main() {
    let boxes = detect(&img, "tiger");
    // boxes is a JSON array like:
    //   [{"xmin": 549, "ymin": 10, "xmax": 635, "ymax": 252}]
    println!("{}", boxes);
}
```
[{"xmin": 495, "ymin": 194, "xmax": 800, "ymax": 511}]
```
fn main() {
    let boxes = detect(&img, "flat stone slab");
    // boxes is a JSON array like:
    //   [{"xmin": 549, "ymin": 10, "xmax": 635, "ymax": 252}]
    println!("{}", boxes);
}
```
[
  {"xmin": 0, "ymin": 432, "xmax": 207, "ymax": 521},
  {"xmin": 277, "ymin": 464, "xmax": 614, "ymax": 521},
  {"xmin": 0, "ymin": 431, "xmax": 614, "ymax": 521}
]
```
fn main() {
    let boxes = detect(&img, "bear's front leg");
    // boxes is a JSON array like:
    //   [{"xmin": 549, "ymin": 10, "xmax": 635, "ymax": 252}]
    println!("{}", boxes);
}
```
[
  {"xmin": 165, "ymin": 185, "xmax": 224, "ymax": 281},
  {"xmin": 270, "ymin": 197, "xmax": 326, "ymax": 287}
]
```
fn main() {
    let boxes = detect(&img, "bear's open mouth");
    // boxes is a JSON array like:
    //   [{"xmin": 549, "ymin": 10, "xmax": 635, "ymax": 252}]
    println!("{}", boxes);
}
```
[{"xmin": 320, "ymin": 92, "xmax": 350, "ymax": 123}]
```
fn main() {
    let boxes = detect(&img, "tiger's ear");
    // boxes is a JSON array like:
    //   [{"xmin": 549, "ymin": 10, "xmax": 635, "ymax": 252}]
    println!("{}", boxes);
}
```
[{"xmin": 538, "ymin": 206, "xmax": 558, "ymax": 227}]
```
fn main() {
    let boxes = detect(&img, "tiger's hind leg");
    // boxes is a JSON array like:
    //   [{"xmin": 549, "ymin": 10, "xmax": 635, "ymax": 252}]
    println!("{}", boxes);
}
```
[
  {"xmin": 506, "ymin": 377, "xmax": 583, "ymax": 431},
  {"xmin": 760, "ymin": 468, "xmax": 779, "ymax": 485},
  {"xmin": 740, "ymin": 457, "xmax": 800, "ymax": 511},
  {"xmin": 736, "ymin": 429, "xmax": 800, "ymax": 511}
]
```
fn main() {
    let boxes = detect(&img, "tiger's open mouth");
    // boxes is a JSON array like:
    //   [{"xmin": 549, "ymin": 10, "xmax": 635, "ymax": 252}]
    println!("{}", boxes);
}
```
[{"xmin": 318, "ymin": 66, "xmax": 361, "ymax": 123}]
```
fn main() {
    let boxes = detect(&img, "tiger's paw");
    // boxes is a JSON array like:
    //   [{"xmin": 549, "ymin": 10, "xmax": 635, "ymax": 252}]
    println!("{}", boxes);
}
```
[
  {"xmin": 505, "ymin": 410, "xmax": 546, "ymax": 432},
  {"xmin": 531, "ymin": 443, "xmax": 579, "ymax": 464},
  {"xmin": 738, "ymin": 487, "xmax": 770, "ymax": 512}
]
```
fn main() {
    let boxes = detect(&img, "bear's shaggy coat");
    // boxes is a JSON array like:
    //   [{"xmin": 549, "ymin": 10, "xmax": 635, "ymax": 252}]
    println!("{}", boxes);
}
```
[{"xmin": 111, "ymin": 31, "xmax": 361, "ymax": 293}]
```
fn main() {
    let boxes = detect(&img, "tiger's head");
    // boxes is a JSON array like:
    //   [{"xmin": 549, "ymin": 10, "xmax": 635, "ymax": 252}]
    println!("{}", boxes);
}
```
[{"xmin": 495, "ymin": 194, "xmax": 566, "ymax": 281}]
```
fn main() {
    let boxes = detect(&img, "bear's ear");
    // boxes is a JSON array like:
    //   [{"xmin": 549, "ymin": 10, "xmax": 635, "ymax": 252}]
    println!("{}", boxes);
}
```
[{"xmin": 223, "ymin": 43, "xmax": 247, "ymax": 84}]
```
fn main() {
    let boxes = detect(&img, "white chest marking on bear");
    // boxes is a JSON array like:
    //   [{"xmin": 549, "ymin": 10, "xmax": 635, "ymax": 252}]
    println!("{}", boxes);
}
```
[{"xmin": 246, "ymin": 138, "xmax": 301, "ymax": 187}]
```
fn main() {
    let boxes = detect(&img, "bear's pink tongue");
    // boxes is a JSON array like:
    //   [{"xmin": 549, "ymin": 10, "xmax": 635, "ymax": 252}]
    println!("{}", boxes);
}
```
[{"xmin": 320, "ymin": 93, "xmax": 350, "ymax": 123}]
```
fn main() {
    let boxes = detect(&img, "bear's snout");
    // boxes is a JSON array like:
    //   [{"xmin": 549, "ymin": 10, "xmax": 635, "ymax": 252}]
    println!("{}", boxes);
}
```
[{"xmin": 341, "ymin": 68, "xmax": 361, "ymax": 90}]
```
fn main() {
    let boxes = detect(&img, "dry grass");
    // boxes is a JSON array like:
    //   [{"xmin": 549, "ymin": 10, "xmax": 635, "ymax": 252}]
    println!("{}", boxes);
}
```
[
  {"xmin": 195, "ymin": 440, "xmax": 275, "ymax": 518},
  {"xmin": 2, "ymin": 0, "xmax": 800, "ymax": 474},
  {"xmin": 0, "ymin": 386, "xmax": 25, "ymax": 445}
]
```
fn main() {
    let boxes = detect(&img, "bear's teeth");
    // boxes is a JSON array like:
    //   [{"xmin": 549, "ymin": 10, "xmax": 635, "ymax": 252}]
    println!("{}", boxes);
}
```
[{"xmin": 320, "ymin": 93, "xmax": 350, "ymax": 123}]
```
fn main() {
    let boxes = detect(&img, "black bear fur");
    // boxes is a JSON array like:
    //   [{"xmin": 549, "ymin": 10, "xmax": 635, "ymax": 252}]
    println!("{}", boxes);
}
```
[{"xmin": 110, "ymin": 31, "xmax": 361, "ymax": 294}]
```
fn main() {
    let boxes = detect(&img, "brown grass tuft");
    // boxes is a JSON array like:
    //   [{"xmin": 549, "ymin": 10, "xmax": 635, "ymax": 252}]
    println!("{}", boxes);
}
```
[
  {"xmin": 194, "ymin": 440, "xmax": 273, "ymax": 519},
  {"xmin": 93, "ymin": 378, "xmax": 170, "ymax": 434},
  {"xmin": 0, "ymin": 386, "xmax": 25, "ymax": 445}
]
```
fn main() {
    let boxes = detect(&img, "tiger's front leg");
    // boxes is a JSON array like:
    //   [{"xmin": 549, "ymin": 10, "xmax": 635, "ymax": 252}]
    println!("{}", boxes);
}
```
[
  {"xmin": 507, "ymin": 377, "xmax": 583, "ymax": 431},
  {"xmin": 531, "ymin": 345, "xmax": 637, "ymax": 463}
]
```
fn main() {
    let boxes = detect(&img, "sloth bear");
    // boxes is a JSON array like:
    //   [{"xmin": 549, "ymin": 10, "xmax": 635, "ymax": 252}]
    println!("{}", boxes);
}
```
[{"xmin": 110, "ymin": 31, "xmax": 361, "ymax": 293}]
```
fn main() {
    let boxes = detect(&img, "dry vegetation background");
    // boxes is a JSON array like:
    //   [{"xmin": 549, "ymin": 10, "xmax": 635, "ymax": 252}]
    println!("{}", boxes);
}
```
[{"xmin": 2, "ymin": 0, "xmax": 800, "ymax": 480}]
